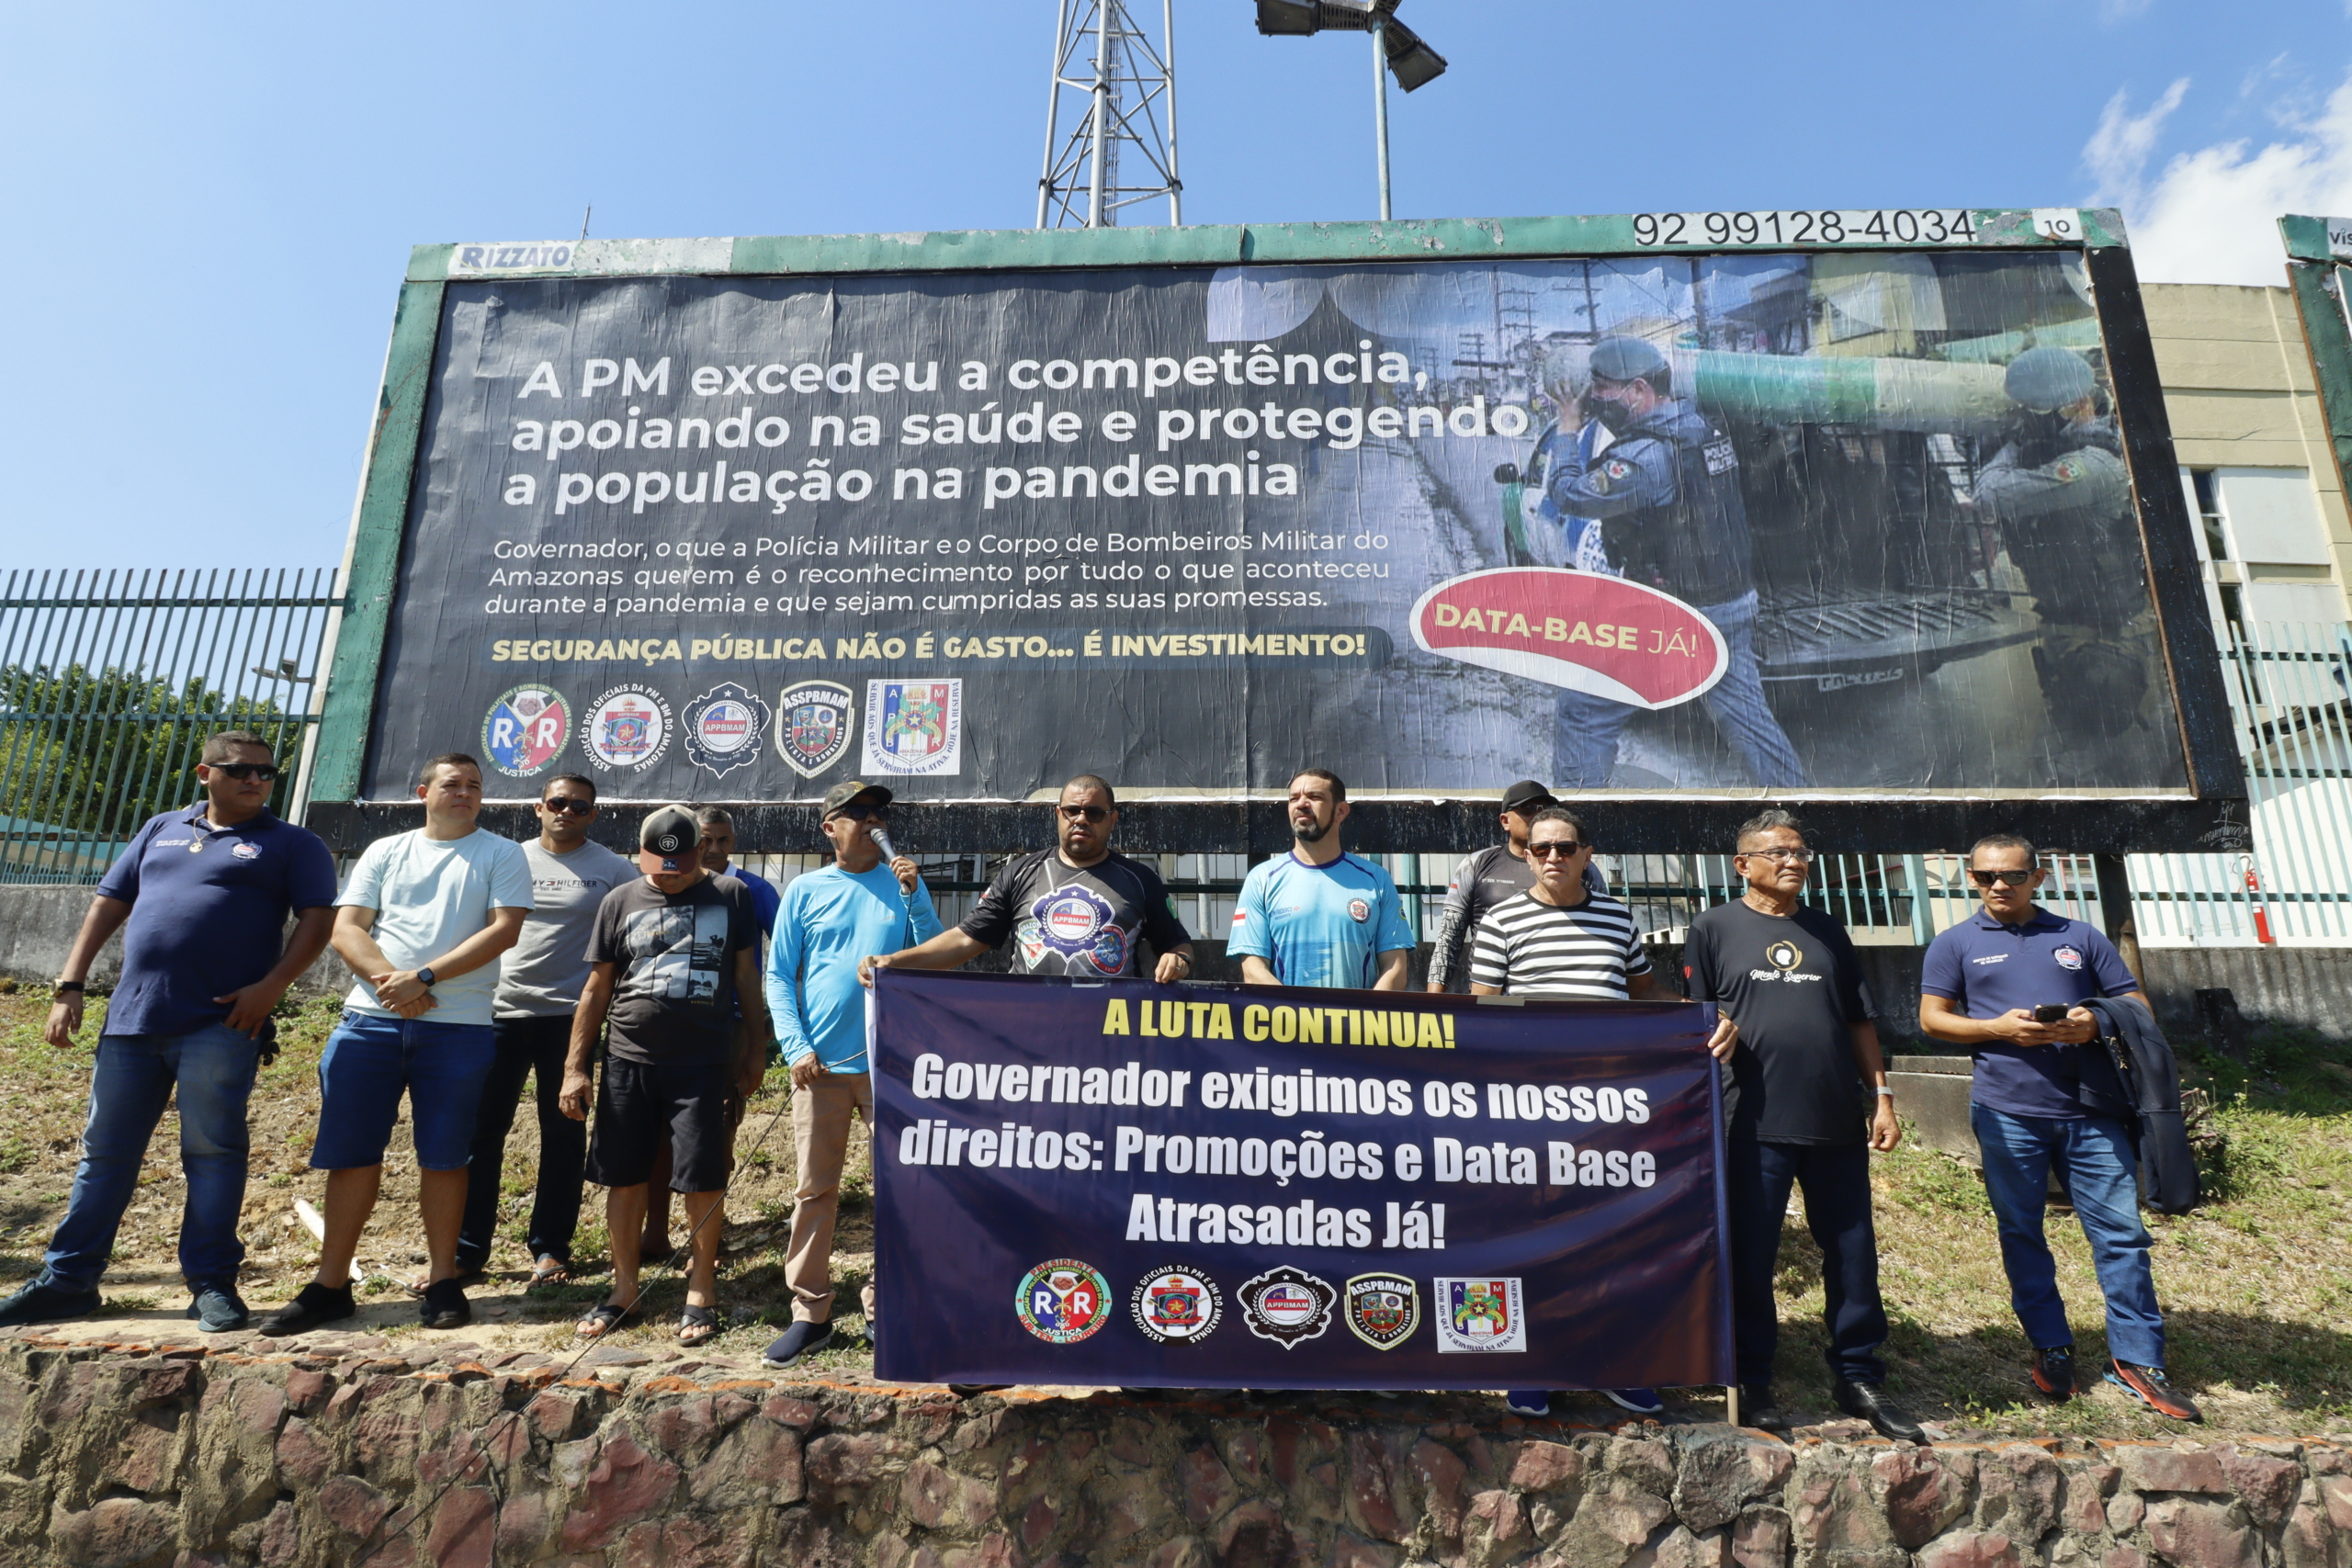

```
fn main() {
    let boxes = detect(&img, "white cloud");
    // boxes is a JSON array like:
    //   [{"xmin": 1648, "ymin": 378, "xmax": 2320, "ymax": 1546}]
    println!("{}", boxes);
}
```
[{"xmin": 2086, "ymin": 71, "xmax": 2352, "ymax": 285}]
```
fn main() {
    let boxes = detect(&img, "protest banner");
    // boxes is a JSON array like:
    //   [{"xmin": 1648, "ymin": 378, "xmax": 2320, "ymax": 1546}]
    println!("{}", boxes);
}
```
[{"xmin": 870, "ymin": 968, "xmax": 1731, "ymax": 1391}]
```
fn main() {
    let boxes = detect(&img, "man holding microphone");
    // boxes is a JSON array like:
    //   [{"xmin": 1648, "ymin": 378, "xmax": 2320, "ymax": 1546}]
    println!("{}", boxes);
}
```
[{"xmin": 760, "ymin": 781, "xmax": 939, "ymax": 1369}]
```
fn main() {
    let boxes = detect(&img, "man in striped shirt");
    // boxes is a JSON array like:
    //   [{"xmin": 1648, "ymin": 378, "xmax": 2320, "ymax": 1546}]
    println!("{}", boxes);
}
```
[{"xmin": 1469, "ymin": 806, "xmax": 1736, "ymax": 1418}]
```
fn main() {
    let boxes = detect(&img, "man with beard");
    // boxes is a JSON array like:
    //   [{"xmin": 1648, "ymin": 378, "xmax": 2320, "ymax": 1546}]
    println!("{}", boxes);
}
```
[
  {"xmin": 1970, "ymin": 347, "xmax": 2165, "ymax": 784},
  {"xmin": 1229, "ymin": 769, "xmax": 1415, "ymax": 991},
  {"xmin": 1544, "ymin": 336, "xmax": 1804, "ymax": 792},
  {"xmin": 865, "ymin": 774, "xmax": 1194, "ymax": 982}
]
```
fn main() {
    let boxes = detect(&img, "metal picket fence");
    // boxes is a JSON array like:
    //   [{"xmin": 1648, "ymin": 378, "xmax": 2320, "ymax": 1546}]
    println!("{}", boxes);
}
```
[{"xmin": 0, "ymin": 568, "xmax": 342, "ymax": 884}]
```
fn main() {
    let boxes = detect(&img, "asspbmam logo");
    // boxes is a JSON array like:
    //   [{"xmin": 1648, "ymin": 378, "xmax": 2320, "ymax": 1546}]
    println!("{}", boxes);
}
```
[
  {"xmin": 775, "ymin": 680, "xmax": 855, "ymax": 779},
  {"xmin": 481, "ymin": 686, "xmax": 571, "ymax": 777}
]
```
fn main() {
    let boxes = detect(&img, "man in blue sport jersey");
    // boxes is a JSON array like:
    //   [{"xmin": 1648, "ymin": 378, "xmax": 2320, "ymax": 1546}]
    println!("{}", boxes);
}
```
[{"xmin": 1229, "ymin": 769, "xmax": 1414, "ymax": 992}]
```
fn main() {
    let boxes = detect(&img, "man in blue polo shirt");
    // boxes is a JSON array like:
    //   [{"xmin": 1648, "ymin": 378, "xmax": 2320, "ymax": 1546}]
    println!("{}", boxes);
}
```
[
  {"xmin": 0, "ymin": 730, "xmax": 337, "ymax": 1332},
  {"xmin": 1230, "ymin": 769, "xmax": 1415, "ymax": 991},
  {"xmin": 1919, "ymin": 832, "xmax": 2200, "ymax": 1422}
]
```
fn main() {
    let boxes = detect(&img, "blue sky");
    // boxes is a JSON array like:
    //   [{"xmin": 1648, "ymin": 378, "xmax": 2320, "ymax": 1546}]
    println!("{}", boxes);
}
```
[{"xmin": 3, "ymin": 0, "xmax": 2346, "ymax": 570}]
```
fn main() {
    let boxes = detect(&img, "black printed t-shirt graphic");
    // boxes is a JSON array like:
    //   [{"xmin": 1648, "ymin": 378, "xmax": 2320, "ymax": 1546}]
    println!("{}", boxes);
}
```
[
  {"xmin": 587, "ymin": 875, "xmax": 758, "ymax": 1066},
  {"xmin": 960, "ymin": 850, "xmax": 1193, "ymax": 977},
  {"xmin": 1683, "ymin": 899, "xmax": 1876, "ymax": 1145}
]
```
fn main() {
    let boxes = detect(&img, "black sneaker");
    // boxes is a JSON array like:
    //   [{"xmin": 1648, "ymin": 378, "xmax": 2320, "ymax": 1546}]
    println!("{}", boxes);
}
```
[
  {"xmin": 2106, "ymin": 1361, "xmax": 2203, "ymax": 1423},
  {"xmin": 761, "ymin": 1319, "xmax": 834, "ymax": 1369},
  {"xmin": 257, "ymin": 1281, "xmax": 356, "ymax": 1337},
  {"xmin": 0, "ymin": 1278, "xmax": 103, "ymax": 1327},
  {"xmin": 187, "ymin": 1282, "xmax": 251, "ymax": 1333},
  {"xmin": 1739, "ymin": 1384, "xmax": 1790, "ymax": 1435},
  {"xmin": 2030, "ymin": 1345, "xmax": 2076, "ymax": 1402},
  {"xmin": 419, "ymin": 1278, "xmax": 470, "ymax": 1330}
]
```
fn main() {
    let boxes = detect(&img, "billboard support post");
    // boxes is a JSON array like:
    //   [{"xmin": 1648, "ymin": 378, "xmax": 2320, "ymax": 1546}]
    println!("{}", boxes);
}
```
[{"xmin": 1371, "ymin": 15, "xmax": 1392, "ymax": 221}]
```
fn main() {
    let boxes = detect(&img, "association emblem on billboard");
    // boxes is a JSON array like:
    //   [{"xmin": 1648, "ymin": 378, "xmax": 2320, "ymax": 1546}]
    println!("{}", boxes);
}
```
[
  {"xmin": 1344, "ymin": 1274, "xmax": 1420, "ymax": 1351},
  {"xmin": 1130, "ymin": 1265, "xmax": 1224, "ymax": 1347},
  {"xmin": 582, "ymin": 685, "xmax": 674, "ymax": 773},
  {"xmin": 775, "ymin": 680, "xmax": 855, "ymax": 779},
  {"xmin": 481, "ymin": 685, "xmax": 571, "ymax": 777},
  {"xmin": 865, "ymin": 679, "xmax": 963, "ymax": 776},
  {"xmin": 1409, "ymin": 568, "xmax": 1728, "ymax": 709},
  {"xmin": 1237, "ymin": 1266, "xmax": 1337, "ymax": 1349},
  {"xmin": 683, "ymin": 682, "xmax": 773, "ymax": 780},
  {"xmin": 1434, "ymin": 1277, "xmax": 1527, "ymax": 1354},
  {"xmin": 1014, "ymin": 1258, "xmax": 1110, "ymax": 1345}
]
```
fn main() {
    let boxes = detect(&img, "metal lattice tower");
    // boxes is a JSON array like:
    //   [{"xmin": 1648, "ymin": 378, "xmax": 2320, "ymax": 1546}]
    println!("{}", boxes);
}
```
[{"xmin": 1036, "ymin": 1, "xmax": 1182, "ymax": 228}]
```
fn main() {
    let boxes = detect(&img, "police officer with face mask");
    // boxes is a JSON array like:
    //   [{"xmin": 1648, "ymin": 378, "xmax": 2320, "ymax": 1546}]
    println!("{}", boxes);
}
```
[
  {"xmin": 1970, "ymin": 347, "xmax": 2165, "ymax": 784},
  {"xmin": 1544, "ymin": 336, "xmax": 1807, "ymax": 790}
]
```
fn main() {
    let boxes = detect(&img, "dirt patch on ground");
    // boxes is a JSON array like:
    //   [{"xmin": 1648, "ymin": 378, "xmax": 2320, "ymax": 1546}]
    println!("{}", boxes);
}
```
[{"xmin": 1, "ymin": 984, "xmax": 2347, "ymax": 1439}]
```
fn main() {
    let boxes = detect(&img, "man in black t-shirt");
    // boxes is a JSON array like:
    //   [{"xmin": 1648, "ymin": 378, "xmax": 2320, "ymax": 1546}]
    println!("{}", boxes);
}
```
[
  {"xmin": 560, "ymin": 807, "xmax": 768, "ymax": 1348},
  {"xmin": 868, "ymin": 774, "xmax": 1195, "ymax": 983},
  {"xmin": 1426, "ymin": 780, "xmax": 1610, "ymax": 993},
  {"xmin": 1684, "ymin": 809, "xmax": 1921, "ymax": 1443}
]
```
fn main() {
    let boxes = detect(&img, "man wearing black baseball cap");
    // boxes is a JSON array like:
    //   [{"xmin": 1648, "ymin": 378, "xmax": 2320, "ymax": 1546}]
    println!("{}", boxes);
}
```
[
  {"xmin": 560, "ymin": 806, "xmax": 769, "ymax": 1347},
  {"xmin": 759, "ymin": 779, "xmax": 939, "ymax": 1368},
  {"xmin": 1426, "ymin": 780, "xmax": 1607, "ymax": 993}
]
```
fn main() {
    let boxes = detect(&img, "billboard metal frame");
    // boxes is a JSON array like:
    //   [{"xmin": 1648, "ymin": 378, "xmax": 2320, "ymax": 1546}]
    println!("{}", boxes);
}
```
[{"xmin": 305, "ymin": 209, "xmax": 2241, "ymax": 857}]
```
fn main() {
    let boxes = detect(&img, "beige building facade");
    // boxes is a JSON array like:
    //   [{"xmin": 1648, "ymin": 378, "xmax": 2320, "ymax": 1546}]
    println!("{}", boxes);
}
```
[{"xmin": 2141, "ymin": 281, "xmax": 2352, "ymax": 628}]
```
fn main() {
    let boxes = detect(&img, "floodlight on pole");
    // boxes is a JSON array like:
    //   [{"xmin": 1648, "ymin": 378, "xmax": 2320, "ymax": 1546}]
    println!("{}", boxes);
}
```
[
  {"xmin": 1037, "ymin": 1, "xmax": 1182, "ymax": 229},
  {"xmin": 1253, "ymin": 0, "xmax": 1448, "ymax": 221}
]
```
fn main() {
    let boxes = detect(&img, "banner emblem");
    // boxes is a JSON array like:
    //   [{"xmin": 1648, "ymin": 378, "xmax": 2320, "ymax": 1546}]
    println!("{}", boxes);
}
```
[
  {"xmin": 775, "ymin": 680, "xmax": 855, "ymax": 779},
  {"xmin": 582, "ymin": 685, "xmax": 673, "ymax": 773},
  {"xmin": 481, "ymin": 685, "xmax": 571, "ymax": 777},
  {"xmin": 865, "ymin": 679, "xmax": 963, "ymax": 776},
  {"xmin": 1237, "ymin": 1266, "xmax": 1337, "ymax": 1349},
  {"xmin": 1344, "ymin": 1274, "xmax": 1420, "ymax": 1351},
  {"xmin": 1014, "ymin": 1259, "xmax": 1110, "ymax": 1345},
  {"xmin": 683, "ymin": 682, "xmax": 772, "ymax": 780},
  {"xmin": 1435, "ymin": 1277, "xmax": 1527, "ymax": 1353},
  {"xmin": 1409, "ymin": 568, "xmax": 1728, "ymax": 710},
  {"xmin": 1130, "ymin": 1265, "xmax": 1224, "ymax": 1347}
]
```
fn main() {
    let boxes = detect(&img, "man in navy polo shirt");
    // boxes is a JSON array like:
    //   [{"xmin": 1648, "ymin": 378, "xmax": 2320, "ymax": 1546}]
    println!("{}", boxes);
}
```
[
  {"xmin": 1919, "ymin": 832, "xmax": 2200, "ymax": 1422},
  {"xmin": 0, "ymin": 731, "xmax": 336, "ymax": 1333}
]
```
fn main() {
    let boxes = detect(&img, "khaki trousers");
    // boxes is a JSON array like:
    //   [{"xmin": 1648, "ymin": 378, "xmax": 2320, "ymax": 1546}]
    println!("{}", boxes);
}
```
[{"xmin": 786, "ymin": 1072, "xmax": 876, "ymax": 1325}]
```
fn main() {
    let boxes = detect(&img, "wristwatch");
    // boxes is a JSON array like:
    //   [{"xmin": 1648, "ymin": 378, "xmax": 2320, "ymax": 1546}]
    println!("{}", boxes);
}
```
[
  {"xmin": 416, "ymin": 966, "xmax": 437, "ymax": 989},
  {"xmin": 54, "ymin": 980, "xmax": 85, "ymax": 994}
]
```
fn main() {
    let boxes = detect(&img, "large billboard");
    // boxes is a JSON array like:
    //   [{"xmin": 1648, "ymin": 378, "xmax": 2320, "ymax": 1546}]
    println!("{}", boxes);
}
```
[{"xmin": 346, "ymin": 215, "xmax": 2222, "ymax": 807}]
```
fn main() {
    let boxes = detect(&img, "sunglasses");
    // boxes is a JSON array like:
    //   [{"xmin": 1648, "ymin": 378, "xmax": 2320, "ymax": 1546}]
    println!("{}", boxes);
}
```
[
  {"xmin": 208, "ymin": 762, "xmax": 279, "ymax": 782},
  {"xmin": 831, "ymin": 803, "xmax": 888, "ymax": 823},
  {"xmin": 1969, "ymin": 868, "xmax": 2036, "ymax": 887},
  {"xmin": 1528, "ymin": 840, "xmax": 1586, "ymax": 858},
  {"xmin": 1738, "ymin": 848, "xmax": 1814, "ymax": 864},
  {"xmin": 541, "ymin": 797, "xmax": 596, "ymax": 816},
  {"xmin": 1058, "ymin": 805, "xmax": 1112, "ymax": 822}
]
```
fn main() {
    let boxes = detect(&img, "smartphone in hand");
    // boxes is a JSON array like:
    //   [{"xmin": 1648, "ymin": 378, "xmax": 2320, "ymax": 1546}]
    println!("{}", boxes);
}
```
[{"xmin": 2030, "ymin": 1003, "xmax": 2072, "ymax": 1024}]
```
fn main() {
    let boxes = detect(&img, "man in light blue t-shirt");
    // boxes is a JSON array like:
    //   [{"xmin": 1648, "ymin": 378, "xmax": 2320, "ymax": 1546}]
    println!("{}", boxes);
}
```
[
  {"xmin": 1230, "ymin": 769, "xmax": 1416, "ymax": 991},
  {"xmin": 259, "ymin": 752, "xmax": 533, "ymax": 1339},
  {"xmin": 758, "ymin": 780, "xmax": 941, "ymax": 1368}
]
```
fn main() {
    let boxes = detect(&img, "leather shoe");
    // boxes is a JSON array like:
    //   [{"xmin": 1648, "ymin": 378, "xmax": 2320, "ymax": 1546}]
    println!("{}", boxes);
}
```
[
  {"xmin": 0, "ymin": 1278, "xmax": 102, "ymax": 1327},
  {"xmin": 1738, "ymin": 1383, "xmax": 1791, "ymax": 1435},
  {"xmin": 1833, "ymin": 1379, "xmax": 1927, "ymax": 1444}
]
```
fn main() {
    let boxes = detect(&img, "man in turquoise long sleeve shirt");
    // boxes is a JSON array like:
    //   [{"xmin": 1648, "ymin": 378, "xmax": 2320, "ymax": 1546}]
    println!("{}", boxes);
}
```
[{"xmin": 760, "ymin": 780, "xmax": 941, "ymax": 1369}]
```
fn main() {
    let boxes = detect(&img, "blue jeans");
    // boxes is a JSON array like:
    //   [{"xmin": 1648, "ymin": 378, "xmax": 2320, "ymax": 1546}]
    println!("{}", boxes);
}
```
[
  {"xmin": 311, "ymin": 1012, "xmax": 496, "ymax": 1171},
  {"xmin": 1971, "ymin": 1104, "xmax": 2165, "ymax": 1368},
  {"xmin": 40, "ymin": 1025, "xmax": 259, "ymax": 1292},
  {"xmin": 458, "ymin": 1015, "xmax": 587, "ymax": 1269},
  {"xmin": 1553, "ymin": 591, "xmax": 1807, "ymax": 788},
  {"xmin": 1726, "ymin": 1137, "xmax": 1888, "ymax": 1389}
]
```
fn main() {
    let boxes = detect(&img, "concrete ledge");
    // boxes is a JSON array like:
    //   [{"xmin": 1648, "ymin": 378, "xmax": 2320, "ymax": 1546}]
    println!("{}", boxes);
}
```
[{"xmin": 0, "ymin": 1329, "xmax": 2343, "ymax": 1567}]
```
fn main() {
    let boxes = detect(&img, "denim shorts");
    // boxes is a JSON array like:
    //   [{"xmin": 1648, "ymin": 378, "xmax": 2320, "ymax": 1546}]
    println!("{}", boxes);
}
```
[{"xmin": 311, "ymin": 1012, "xmax": 498, "ymax": 1171}]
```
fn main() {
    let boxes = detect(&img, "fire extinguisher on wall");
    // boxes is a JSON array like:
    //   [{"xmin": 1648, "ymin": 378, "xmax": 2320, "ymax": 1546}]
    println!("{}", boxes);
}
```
[{"xmin": 2243, "ymin": 857, "xmax": 2275, "ymax": 945}]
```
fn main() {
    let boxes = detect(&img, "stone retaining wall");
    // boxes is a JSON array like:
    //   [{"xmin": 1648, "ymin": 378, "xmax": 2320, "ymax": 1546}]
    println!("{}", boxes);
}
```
[{"xmin": 1, "ymin": 1334, "xmax": 2346, "ymax": 1568}]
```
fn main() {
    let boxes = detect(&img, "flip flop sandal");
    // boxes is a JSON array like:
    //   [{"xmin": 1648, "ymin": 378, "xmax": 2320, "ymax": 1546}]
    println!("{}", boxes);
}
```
[
  {"xmin": 677, "ymin": 1304, "xmax": 721, "ymax": 1347},
  {"xmin": 528, "ymin": 1258, "xmax": 571, "ymax": 1288},
  {"xmin": 575, "ymin": 1301, "xmax": 633, "ymax": 1339}
]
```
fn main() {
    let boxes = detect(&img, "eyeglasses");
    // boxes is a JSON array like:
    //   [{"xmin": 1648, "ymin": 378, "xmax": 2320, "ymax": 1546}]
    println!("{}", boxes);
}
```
[
  {"xmin": 1737, "ymin": 848, "xmax": 1814, "ymax": 864},
  {"xmin": 1058, "ymin": 805, "xmax": 1112, "ymax": 822},
  {"xmin": 1969, "ymin": 868, "xmax": 2036, "ymax": 888},
  {"xmin": 541, "ymin": 797, "xmax": 595, "ymax": 816},
  {"xmin": 831, "ymin": 803, "xmax": 888, "ymax": 823},
  {"xmin": 1528, "ymin": 840, "xmax": 1586, "ymax": 858},
  {"xmin": 208, "ymin": 762, "xmax": 279, "ymax": 782}
]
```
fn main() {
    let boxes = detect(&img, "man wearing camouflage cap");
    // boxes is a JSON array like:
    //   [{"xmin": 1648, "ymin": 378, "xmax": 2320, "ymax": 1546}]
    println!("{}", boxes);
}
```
[
  {"xmin": 1544, "ymin": 336, "xmax": 1806, "ymax": 790},
  {"xmin": 1970, "ymin": 346, "xmax": 2165, "ymax": 784}
]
